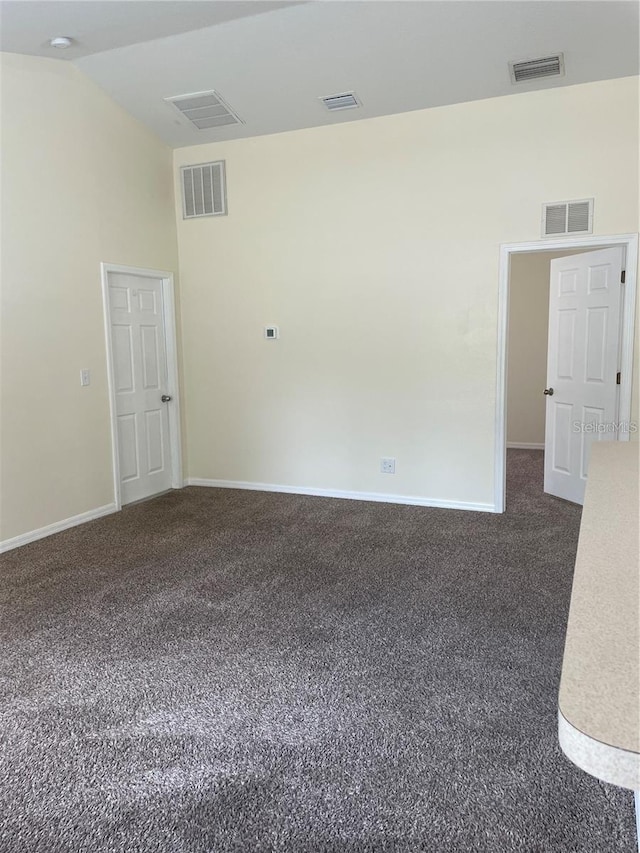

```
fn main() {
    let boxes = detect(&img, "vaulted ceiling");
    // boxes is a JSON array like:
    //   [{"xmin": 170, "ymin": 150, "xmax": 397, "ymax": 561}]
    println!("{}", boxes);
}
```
[{"xmin": 1, "ymin": 1, "xmax": 638, "ymax": 148}]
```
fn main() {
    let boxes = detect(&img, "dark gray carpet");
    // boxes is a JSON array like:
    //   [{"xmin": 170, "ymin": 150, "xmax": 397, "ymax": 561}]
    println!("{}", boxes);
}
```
[{"xmin": 0, "ymin": 450, "xmax": 635, "ymax": 852}]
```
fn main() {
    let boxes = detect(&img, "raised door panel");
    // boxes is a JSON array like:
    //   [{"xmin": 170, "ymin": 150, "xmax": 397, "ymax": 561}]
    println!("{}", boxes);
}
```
[
  {"xmin": 138, "ymin": 289, "xmax": 157, "ymax": 313},
  {"xmin": 117, "ymin": 414, "xmax": 139, "ymax": 483},
  {"xmin": 556, "ymin": 310, "xmax": 577, "ymax": 380},
  {"xmin": 584, "ymin": 307, "xmax": 608, "ymax": 383},
  {"xmin": 580, "ymin": 407, "xmax": 604, "ymax": 480},
  {"xmin": 551, "ymin": 402, "xmax": 572, "ymax": 475},
  {"xmin": 112, "ymin": 325, "xmax": 135, "ymax": 395},
  {"xmin": 145, "ymin": 409, "xmax": 165, "ymax": 475},
  {"xmin": 140, "ymin": 325, "xmax": 161, "ymax": 390}
]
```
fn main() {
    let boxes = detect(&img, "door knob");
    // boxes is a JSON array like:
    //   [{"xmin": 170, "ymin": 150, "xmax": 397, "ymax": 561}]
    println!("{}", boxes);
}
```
[
  {"xmin": 543, "ymin": 388, "xmax": 554, "ymax": 396},
  {"xmin": 161, "ymin": 394, "xmax": 172, "ymax": 402}
]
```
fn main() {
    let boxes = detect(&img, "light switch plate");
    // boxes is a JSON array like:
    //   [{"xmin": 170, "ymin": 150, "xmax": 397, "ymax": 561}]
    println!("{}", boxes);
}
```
[{"xmin": 80, "ymin": 369, "xmax": 90, "ymax": 387}]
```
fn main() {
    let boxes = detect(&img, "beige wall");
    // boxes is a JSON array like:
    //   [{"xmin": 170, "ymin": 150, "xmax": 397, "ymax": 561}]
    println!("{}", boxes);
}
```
[
  {"xmin": 2, "ymin": 65, "xmax": 638, "ymax": 543},
  {"xmin": 174, "ymin": 77, "xmax": 639, "ymax": 507},
  {"xmin": 507, "ymin": 253, "xmax": 551, "ymax": 447},
  {"xmin": 0, "ymin": 53, "xmax": 180, "ymax": 541}
]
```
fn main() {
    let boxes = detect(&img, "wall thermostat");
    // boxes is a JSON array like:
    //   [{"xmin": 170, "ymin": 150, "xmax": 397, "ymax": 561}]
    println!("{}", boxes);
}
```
[{"xmin": 264, "ymin": 326, "xmax": 279, "ymax": 339}]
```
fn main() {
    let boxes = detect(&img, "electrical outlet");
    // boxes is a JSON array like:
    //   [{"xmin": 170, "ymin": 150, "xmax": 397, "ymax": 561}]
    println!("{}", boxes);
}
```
[{"xmin": 380, "ymin": 457, "xmax": 396, "ymax": 474}]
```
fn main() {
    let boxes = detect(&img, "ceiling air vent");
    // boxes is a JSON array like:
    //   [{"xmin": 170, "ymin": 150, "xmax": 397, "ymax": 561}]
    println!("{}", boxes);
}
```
[
  {"xmin": 165, "ymin": 90, "xmax": 242, "ymax": 130},
  {"xmin": 321, "ymin": 91, "xmax": 361, "ymax": 111},
  {"xmin": 542, "ymin": 199, "xmax": 593, "ymax": 237},
  {"xmin": 181, "ymin": 161, "xmax": 227, "ymax": 219},
  {"xmin": 509, "ymin": 54, "xmax": 564, "ymax": 84}
]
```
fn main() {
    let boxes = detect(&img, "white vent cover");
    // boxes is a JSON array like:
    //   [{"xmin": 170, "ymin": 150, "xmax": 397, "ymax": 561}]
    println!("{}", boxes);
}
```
[
  {"xmin": 320, "ymin": 91, "xmax": 361, "ymax": 111},
  {"xmin": 181, "ymin": 161, "xmax": 227, "ymax": 219},
  {"xmin": 542, "ymin": 199, "xmax": 593, "ymax": 237},
  {"xmin": 510, "ymin": 54, "xmax": 564, "ymax": 83},
  {"xmin": 165, "ymin": 90, "xmax": 242, "ymax": 130}
]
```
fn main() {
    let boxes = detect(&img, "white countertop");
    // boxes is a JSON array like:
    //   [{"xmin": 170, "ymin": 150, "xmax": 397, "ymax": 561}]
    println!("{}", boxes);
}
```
[{"xmin": 558, "ymin": 440, "xmax": 640, "ymax": 790}]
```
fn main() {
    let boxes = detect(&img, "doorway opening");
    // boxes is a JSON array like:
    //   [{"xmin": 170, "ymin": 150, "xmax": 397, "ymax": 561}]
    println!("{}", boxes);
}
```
[
  {"xmin": 101, "ymin": 263, "xmax": 183, "ymax": 510},
  {"xmin": 495, "ymin": 234, "xmax": 638, "ymax": 513}
]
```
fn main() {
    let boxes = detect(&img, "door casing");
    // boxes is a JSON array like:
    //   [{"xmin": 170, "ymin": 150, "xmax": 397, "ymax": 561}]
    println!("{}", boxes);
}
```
[
  {"xmin": 101, "ymin": 263, "xmax": 183, "ymax": 510},
  {"xmin": 495, "ymin": 233, "xmax": 638, "ymax": 513}
]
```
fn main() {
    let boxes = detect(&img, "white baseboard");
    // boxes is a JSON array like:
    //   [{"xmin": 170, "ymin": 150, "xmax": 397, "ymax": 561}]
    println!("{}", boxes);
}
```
[
  {"xmin": 0, "ymin": 503, "xmax": 117, "ymax": 553},
  {"xmin": 0, "ymin": 480, "xmax": 498, "ymax": 555},
  {"xmin": 507, "ymin": 442, "xmax": 545, "ymax": 450},
  {"xmin": 186, "ymin": 478, "xmax": 497, "ymax": 513}
]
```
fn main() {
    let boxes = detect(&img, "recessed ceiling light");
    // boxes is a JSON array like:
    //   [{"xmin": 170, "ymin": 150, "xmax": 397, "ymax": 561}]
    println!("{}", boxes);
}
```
[{"xmin": 50, "ymin": 37, "xmax": 73, "ymax": 49}]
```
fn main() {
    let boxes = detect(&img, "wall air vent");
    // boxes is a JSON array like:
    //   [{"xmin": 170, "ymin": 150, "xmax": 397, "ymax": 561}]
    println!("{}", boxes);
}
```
[
  {"xmin": 320, "ymin": 91, "xmax": 361, "ymax": 111},
  {"xmin": 165, "ymin": 90, "xmax": 242, "ymax": 130},
  {"xmin": 181, "ymin": 161, "xmax": 227, "ymax": 219},
  {"xmin": 509, "ymin": 54, "xmax": 564, "ymax": 84},
  {"xmin": 542, "ymin": 199, "xmax": 593, "ymax": 237}
]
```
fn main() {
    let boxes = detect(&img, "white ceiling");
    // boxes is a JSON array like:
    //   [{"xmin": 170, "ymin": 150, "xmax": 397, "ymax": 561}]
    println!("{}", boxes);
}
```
[
  {"xmin": 1, "ymin": 1, "xmax": 638, "ymax": 149},
  {"xmin": 0, "ymin": 2, "xmax": 300, "ymax": 58}
]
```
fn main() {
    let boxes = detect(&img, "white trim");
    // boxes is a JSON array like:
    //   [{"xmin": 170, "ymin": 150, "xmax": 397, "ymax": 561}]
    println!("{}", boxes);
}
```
[
  {"xmin": 0, "ymin": 503, "xmax": 117, "ymax": 553},
  {"xmin": 507, "ymin": 442, "xmax": 545, "ymax": 450},
  {"xmin": 495, "ymin": 233, "xmax": 638, "ymax": 514},
  {"xmin": 100, "ymin": 263, "xmax": 183, "ymax": 511},
  {"xmin": 186, "ymin": 478, "xmax": 497, "ymax": 513}
]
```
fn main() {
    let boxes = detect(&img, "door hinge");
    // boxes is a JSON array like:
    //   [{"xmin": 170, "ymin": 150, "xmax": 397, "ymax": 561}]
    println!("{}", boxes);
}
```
[
  {"xmin": 616, "ymin": 371, "xmax": 621, "ymax": 385},
  {"xmin": 621, "ymin": 270, "xmax": 626, "ymax": 284}
]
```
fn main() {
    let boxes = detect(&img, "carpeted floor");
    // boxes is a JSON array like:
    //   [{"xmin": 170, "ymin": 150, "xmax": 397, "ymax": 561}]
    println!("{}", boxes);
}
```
[{"xmin": 0, "ymin": 450, "xmax": 635, "ymax": 852}]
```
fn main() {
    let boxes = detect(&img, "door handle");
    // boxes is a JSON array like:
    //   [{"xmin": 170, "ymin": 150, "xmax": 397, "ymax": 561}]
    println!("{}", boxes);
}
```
[
  {"xmin": 161, "ymin": 394, "xmax": 172, "ymax": 402},
  {"xmin": 543, "ymin": 388, "xmax": 554, "ymax": 396}
]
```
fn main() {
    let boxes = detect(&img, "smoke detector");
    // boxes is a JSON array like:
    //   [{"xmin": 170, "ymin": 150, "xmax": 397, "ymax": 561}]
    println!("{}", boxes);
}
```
[{"xmin": 50, "ymin": 37, "xmax": 73, "ymax": 49}]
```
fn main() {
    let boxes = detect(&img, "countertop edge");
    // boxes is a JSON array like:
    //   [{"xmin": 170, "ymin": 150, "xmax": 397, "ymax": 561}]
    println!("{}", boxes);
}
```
[{"xmin": 558, "ymin": 708, "xmax": 640, "ymax": 790}]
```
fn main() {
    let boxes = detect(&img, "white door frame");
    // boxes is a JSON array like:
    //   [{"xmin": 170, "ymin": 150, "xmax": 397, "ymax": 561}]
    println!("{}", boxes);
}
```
[
  {"xmin": 101, "ymin": 262, "xmax": 183, "ymax": 511},
  {"xmin": 495, "ymin": 233, "xmax": 638, "ymax": 513}
]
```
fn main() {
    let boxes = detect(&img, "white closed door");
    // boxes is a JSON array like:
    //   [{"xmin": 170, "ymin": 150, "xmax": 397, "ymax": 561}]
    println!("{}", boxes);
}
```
[
  {"xmin": 108, "ymin": 273, "xmax": 173, "ymax": 504},
  {"xmin": 544, "ymin": 248, "xmax": 623, "ymax": 504}
]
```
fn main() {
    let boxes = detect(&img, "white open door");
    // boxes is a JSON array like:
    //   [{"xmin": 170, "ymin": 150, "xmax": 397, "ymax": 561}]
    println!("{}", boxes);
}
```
[
  {"xmin": 106, "ymin": 272, "xmax": 175, "ymax": 505},
  {"xmin": 544, "ymin": 248, "xmax": 623, "ymax": 505}
]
